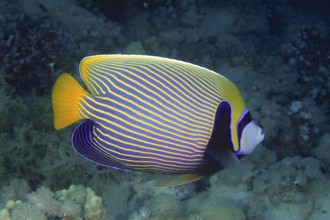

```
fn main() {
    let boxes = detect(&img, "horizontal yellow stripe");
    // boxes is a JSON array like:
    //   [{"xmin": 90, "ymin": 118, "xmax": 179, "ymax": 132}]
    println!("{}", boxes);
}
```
[
  {"xmin": 148, "ymin": 63, "xmax": 220, "ymax": 104},
  {"xmin": 90, "ymin": 125, "xmax": 129, "ymax": 166},
  {"xmin": 90, "ymin": 64, "xmax": 213, "ymax": 123},
  {"xmin": 81, "ymin": 55, "xmax": 229, "ymax": 116},
  {"xmin": 85, "ymin": 95, "xmax": 208, "ymax": 138},
  {"xmin": 81, "ymin": 98, "xmax": 207, "ymax": 150},
  {"xmin": 92, "ymin": 128, "xmax": 203, "ymax": 167},
  {"xmin": 98, "ymin": 121, "xmax": 204, "ymax": 157},
  {"xmin": 89, "ymin": 72, "xmax": 211, "ymax": 132},
  {"xmin": 127, "ymin": 65, "xmax": 214, "ymax": 115},
  {"xmin": 132, "ymin": 164, "xmax": 197, "ymax": 173},
  {"xmin": 86, "ymin": 66, "xmax": 212, "ymax": 128},
  {"xmin": 96, "ymin": 125, "xmax": 204, "ymax": 156},
  {"xmin": 105, "ymin": 61, "xmax": 224, "ymax": 111},
  {"xmin": 88, "ymin": 74, "xmax": 107, "ymax": 95},
  {"xmin": 93, "ymin": 64, "xmax": 211, "ymax": 122},
  {"xmin": 97, "ymin": 95, "xmax": 209, "ymax": 136},
  {"xmin": 169, "ymin": 62, "xmax": 222, "ymax": 98}
]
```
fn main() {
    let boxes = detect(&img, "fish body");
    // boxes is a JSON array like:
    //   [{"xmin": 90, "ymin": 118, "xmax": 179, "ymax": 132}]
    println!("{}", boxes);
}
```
[{"xmin": 52, "ymin": 55, "xmax": 264, "ymax": 186}]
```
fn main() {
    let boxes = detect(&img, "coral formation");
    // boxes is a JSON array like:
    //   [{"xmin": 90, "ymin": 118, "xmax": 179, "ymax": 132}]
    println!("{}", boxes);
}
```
[
  {"xmin": 186, "ymin": 193, "xmax": 246, "ymax": 220},
  {"xmin": 312, "ymin": 133, "xmax": 330, "ymax": 172},
  {"xmin": 250, "ymin": 156, "xmax": 322, "ymax": 204},
  {"xmin": 84, "ymin": 187, "xmax": 106, "ymax": 220},
  {"xmin": 0, "ymin": 184, "xmax": 105, "ymax": 220},
  {"xmin": 1, "ymin": 7, "xmax": 71, "ymax": 95},
  {"xmin": 0, "ymin": 0, "xmax": 329, "ymax": 219},
  {"xmin": 0, "ymin": 156, "xmax": 5, "ymax": 183},
  {"xmin": 0, "ymin": 93, "xmax": 93, "ymax": 189}
]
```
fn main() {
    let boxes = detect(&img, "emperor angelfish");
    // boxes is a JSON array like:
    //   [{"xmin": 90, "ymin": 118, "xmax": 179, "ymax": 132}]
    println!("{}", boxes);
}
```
[{"xmin": 52, "ymin": 55, "xmax": 264, "ymax": 186}]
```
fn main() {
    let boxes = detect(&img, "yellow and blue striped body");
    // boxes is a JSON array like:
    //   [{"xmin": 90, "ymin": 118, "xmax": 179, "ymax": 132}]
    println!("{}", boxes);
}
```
[{"xmin": 52, "ymin": 55, "xmax": 264, "ymax": 186}]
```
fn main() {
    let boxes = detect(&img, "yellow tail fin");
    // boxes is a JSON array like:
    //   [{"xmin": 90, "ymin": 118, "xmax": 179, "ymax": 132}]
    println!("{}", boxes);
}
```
[{"xmin": 52, "ymin": 73, "xmax": 88, "ymax": 130}]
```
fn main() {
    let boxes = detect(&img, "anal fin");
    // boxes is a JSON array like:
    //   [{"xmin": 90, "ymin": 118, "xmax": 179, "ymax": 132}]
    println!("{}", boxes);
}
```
[
  {"xmin": 71, "ymin": 120, "xmax": 130, "ymax": 172},
  {"xmin": 156, "ymin": 174, "xmax": 204, "ymax": 188}
]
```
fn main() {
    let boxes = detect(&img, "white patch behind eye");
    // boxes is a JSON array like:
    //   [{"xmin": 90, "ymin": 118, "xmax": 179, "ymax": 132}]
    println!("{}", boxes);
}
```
[{"xmin": 239, "ymin": 121, "xmax": 264, "ymax": 155}]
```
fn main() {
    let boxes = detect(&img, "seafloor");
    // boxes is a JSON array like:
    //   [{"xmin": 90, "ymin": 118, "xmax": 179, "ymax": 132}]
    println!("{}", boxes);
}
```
[{"xmin": 0, "ymin": 0, "xmax": 329, "ymax": 219}]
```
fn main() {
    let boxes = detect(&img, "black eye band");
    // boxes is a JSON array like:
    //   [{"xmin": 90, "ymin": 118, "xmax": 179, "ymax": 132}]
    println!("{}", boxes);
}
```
[{"xmin": 237, "ymin": 110, "xmax": 252, "ymax": 144}]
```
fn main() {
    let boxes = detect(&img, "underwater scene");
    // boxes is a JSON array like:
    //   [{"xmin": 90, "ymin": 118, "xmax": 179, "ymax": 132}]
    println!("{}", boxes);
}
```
[{"xmin": 0, "ymin": 0, "xmax": 329, "ymax": 219}]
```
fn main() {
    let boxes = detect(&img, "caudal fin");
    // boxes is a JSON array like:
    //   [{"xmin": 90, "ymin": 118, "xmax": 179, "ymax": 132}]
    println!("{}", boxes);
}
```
[{"xmin": 52, "ymin": 73, "xmax": 88, "ymax": 130}]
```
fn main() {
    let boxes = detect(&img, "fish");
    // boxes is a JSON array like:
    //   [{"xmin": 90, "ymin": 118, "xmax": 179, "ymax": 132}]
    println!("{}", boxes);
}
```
[{"xmin": 52, "ymin": 55, "xmax": 264, "ymax": 186}]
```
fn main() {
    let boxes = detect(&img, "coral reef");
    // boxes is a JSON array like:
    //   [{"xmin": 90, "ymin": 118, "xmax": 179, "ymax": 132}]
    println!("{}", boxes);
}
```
[
  {"xmin": 0, "ymin": 92, "xmax": 96, "ymax": 189},
  {"xmin": 0, "ymin": 0, "xmax": 329, "ymax": 219},
  {"xmin": 185, "ymin": 193, "xmax": 246, "ymax": 220},
  {"xmin": 124, "ymin": 148, "xmax": 325, "ymax": 220},
  {"xmin": 249, "ymin": 156, "xmax": 322, "ymax": 205},
  {"xmin": 0, "ymin": 183, "xmax": 105, "ymax": 220},
  {"xmin": 0, "ymin": 156, "xmax": 5, "ymax": 183},
  {"xmin": 1, "ymin": 4, "xmax": 73, "ymax": 95},
  {"xmin": 312, "ymin": 133, "xmax": 330, "ymax": 172}
]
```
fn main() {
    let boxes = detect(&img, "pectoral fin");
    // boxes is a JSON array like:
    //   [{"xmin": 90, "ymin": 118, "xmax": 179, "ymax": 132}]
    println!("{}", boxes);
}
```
[{"xmin": 211, "ymin": 149, "xmax": 244, "ymax": 174}]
